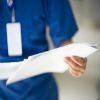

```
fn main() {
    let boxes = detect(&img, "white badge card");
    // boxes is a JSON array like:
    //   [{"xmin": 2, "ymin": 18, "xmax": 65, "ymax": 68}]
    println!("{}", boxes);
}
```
[{"xmin": 6, "ymin": 23, "xmax": 22, "ymax": 56}]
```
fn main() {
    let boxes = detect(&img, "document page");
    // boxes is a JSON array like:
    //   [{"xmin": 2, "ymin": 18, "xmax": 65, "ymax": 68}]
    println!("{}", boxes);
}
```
[{"xmin": 5, "ymin": 43, "xmax": 98, "ymax": 85}]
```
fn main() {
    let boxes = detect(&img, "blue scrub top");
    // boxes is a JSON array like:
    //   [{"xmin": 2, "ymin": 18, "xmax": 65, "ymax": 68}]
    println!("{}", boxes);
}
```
[{"xmin": 0, "ymin": 0, "xmax": 78, "ymax": 99}]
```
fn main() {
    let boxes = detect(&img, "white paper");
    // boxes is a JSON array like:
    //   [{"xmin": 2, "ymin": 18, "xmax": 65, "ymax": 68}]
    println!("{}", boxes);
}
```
[
  {"xmin": 0, "ymin": 62, "xmax": 22, "ymax": 79},
  {"xmin": 0, "ymin": 43, "xmax": 98, "ymax": 85},
  {"xmin": 4, "ymin": 43, "xmax": 97, "ymax": 85}
]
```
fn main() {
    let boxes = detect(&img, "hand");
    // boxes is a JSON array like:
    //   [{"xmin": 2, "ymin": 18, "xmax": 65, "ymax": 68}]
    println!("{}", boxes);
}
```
[{"xmin": 64, "ymin": 56, "xmax": 87, "ymax": 77}]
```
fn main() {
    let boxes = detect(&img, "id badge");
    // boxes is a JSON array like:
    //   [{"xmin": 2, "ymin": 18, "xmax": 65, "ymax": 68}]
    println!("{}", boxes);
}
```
[{"xmin": 6, "ymin": 23, "xmax": 22, "ymax": 56}]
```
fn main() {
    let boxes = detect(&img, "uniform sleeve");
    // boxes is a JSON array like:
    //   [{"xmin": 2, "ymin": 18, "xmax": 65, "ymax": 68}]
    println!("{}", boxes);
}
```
[{"xmin": 46, "ymin": 0, "xmax": 78, "ymax": 48}]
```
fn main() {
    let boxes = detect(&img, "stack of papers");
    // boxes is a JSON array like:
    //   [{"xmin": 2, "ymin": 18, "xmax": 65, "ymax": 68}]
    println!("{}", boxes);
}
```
[{"xmin": 0, "ymin": 43, "xmax": 98, "ymax": 85}]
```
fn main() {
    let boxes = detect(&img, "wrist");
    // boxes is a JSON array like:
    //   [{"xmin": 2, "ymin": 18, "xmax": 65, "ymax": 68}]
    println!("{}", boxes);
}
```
[{"xmin": 61, "ymin": 40, "xmax": 73, "ymax": 46}]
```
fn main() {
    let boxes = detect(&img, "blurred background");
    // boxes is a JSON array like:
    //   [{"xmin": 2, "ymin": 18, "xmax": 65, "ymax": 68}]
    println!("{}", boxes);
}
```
[{"xmin": 47, "ymin": 0, "xmax": 100, "ymax": 100}]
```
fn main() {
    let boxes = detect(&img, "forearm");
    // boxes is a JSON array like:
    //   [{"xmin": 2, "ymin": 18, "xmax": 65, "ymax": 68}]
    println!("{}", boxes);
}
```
[{"xmin": 60, "ymin": 40, "xmax": 73, "ymax": 47}]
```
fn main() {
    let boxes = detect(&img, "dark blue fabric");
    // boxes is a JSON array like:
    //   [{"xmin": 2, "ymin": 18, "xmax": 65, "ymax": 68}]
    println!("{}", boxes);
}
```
[{"xmin": 0, "ymin": 0, "xmax": 78, "ymax": 99}]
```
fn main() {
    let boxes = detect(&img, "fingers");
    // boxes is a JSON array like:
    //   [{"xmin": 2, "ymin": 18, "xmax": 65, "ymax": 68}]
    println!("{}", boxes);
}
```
[
  {"xmin": 68, "ymin": 67, "xmax": 82, "ymax": 77},
  {"xmin": 71, "ymin": 56, "xmax": 87, "ymax": 67},
  {"xmin": 64, "ymin": 56, "xmax": 87, "ymax": 77},
  {"xmin": 64, "ymin": 57, "xmax": 85, "ymax": 72}
]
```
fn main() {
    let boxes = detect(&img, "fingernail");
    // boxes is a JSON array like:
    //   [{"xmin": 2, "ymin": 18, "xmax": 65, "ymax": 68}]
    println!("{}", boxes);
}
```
[
  {"xmin": 64, "ymin": 58, "xmax": 66, "ymax": 62},
  {"xmin": 72, "ymin": 55, "xmax": 76, "ymax": 57},
  {"xmin": 72, "ymin": 56, "xmax": 79, "ymax": 59},
  {"xmin": 65, "ymin": 57, "xmax": 70, "ymax": 60}
]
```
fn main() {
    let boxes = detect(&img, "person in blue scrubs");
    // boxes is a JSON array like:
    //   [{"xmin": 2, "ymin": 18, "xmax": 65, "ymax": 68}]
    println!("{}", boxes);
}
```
[{"xmin": 0, "ymin": 0, "xmax": 87, "ymax": 100}]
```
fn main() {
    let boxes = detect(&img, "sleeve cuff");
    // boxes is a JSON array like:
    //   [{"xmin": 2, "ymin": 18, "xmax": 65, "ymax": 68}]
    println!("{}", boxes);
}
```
[{"xmin": 53, "ymin": 27, "xmax": 78, "ymax": 48}]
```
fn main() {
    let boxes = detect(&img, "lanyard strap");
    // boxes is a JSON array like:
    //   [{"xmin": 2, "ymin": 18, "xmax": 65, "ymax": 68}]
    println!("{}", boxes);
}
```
[
  {"xmin": 7, "ymin": 0, "xmax": 15, "ymax": 23},
  {"xmin": 12, "ymin": 8, "xmax": 15, "ymax": 23},
  {"xmin": 7, "ymin": 0, "xmax": 14, "ymax": 8}
]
